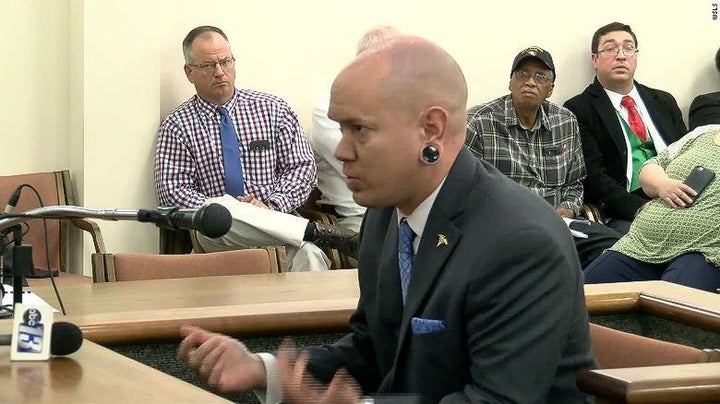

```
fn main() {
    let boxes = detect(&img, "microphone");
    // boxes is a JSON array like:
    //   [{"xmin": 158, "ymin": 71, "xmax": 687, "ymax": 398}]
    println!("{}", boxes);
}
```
[
  {"xmin": 137, "ymin": 203, "xmax": 232, "ymax": 238},
  {"xmin": 0, "ymin": 203, "xmax": 232, "ymax": 239},
  {"xmin": 0, "ymin": 321, "xmax": 83, "ymax": 356},
  {"xmin": 4, "ymin": 186, "xmax": 21, "ymax": 215}
]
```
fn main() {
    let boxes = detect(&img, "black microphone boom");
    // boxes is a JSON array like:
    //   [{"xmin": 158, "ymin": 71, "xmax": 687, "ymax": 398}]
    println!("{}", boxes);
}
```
[
  {"xmin": 0, "ymin": 203, "xmax": 232, "ymax": 239},
  {"xmin": 137, "ymin": 204, "xmax": 231, "ymax": 238},
  {"xmin": 0, "ymin": 321, "xmax": 83, "ymax": 356}
]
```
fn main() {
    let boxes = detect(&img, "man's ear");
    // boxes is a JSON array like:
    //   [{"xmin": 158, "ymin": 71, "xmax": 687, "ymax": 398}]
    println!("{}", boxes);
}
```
[
  {"xmin": 508, "ymin": 80, "xmax": 513, "ymax": 93},
  {"xmin": 547, "ymin": 82, "xmax": 555, "ymax": 98},
  {"xmin": 184, "ymin": 65, "xmax": 194, "ymax": 83},
  {"xmin": 423, "ymin": 106, "xmax": 449, "ymax": 143},
  {"xmin": 591, "ymin": 54, "xmax": 599, "ymax": 70}
]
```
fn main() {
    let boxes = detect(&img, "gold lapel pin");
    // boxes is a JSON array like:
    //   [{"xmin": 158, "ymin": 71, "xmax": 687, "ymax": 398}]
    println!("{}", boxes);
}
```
[{"xmin": 436, "ymin": 234, "xmax": 448, "ymax": 247}]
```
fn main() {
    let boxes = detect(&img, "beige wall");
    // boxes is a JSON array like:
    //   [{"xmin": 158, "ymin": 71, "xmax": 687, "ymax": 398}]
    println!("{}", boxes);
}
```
[{"xmin": 2, "ymin": 0, "xmax": 719, "ymax": 275}]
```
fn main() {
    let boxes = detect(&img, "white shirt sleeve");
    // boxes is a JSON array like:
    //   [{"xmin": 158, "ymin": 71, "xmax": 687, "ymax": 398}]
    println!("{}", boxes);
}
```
[{"xmin": 253, "ymin": 352, "xmax": 282, "ymax": 404}]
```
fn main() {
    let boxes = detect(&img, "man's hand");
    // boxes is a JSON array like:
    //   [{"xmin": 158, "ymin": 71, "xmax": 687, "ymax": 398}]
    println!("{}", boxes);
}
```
[
  {"xmin": 178, "ymin": 325, "xmax": 266, "ymax": 393},
  {"xmin": 237, "ymin": 194, "xmax": 270, "ymax": 209},
  {"xmin": 278, "ymin": 340, "xmax": 362, "ymax": 404},
  {"xmin": 655, "ymin": 178, "xmax": 696, "ymax": 209},
  {"xmin": 555, "ymin": 207, "xmax": 575, "ymax": 219}
]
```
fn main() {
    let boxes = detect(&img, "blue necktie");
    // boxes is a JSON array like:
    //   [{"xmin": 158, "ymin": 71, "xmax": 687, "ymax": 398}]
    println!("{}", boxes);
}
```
[
  {"xmin": 217, "ymin": 107, "xmax": 245, "ymax": 196},
  {"xmin": 398, "ymin": 218, "xmax": 416, "ymax": 303}
]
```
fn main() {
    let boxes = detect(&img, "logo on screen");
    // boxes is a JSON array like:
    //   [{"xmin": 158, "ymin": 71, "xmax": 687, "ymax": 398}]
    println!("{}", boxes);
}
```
[{"xmin": 17, "ymin": 308, "xmax": 45, "ymax": 353}]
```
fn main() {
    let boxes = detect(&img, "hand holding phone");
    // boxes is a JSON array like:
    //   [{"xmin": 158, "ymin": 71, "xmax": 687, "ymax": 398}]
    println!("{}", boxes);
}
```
[{"xmin": 683, "ymin": 165, "xmax": 715, "ymax": 206}]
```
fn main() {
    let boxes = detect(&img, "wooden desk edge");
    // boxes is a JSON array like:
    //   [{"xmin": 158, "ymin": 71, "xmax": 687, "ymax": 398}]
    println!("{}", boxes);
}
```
[
  {"xmin": 71, "ymin": 299, "xmax": 358, "ymax": 345},
  {"xmin": 578, "ymin": 363, "xmax": 720, "ymax": 403}
]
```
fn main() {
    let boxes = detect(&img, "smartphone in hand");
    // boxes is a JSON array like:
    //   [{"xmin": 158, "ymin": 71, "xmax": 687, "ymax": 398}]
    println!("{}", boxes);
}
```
[{"xmin": 683, "ymin": 165, "xmax": 715, "ymax": 206}]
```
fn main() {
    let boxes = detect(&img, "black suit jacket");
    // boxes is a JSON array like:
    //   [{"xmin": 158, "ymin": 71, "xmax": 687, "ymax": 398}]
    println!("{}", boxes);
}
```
[
  {"xmin": 306, "ymin": 149, "xmax": 595, "ymax": 403},
  {"xmin": 689, "ymin": 92, "xmax": 720, "ymax": 129},
  {"xmin": 564, "ymin": 79, "xmax": 686, "ymax": 220}
]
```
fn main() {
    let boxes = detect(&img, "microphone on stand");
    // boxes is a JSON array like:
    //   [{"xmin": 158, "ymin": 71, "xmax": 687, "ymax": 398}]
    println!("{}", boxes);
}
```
[
  {"xmin": 1, "ymin": 185, "xmax": 59, "ymax": 280},
  {"xmin": 0, "ymin": 203, "xmax": 233, "ymax": 239},
  {"xmin": 137, "ymin": 204, "xmax": 232, "ymax": 238}
]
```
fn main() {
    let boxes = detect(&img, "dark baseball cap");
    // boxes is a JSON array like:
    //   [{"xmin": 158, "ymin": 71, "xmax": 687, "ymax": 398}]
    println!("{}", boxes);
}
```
[{"xmin": 510, "ymin": 46, "xmax": 556, "ymax": 81}]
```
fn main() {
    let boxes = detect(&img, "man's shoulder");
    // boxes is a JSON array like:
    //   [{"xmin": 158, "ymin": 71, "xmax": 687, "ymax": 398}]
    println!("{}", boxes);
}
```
[
  {"xmin": 163, "ymin": 96, "xmax": 198, "ymax": 121},
  {"xmin": 467, "ymin": 96, "xmax": 507, "ymax": 120},
  {"xmin": 564, "ymin": 83, "xmax": 598, "ymax": 107},
  {"xmin": 543, "ymin": 100, "xmax": 576, "ymax": 119},
  {"xmin": 236, "ymin": 88, "xmax": 292, "ymax": 110},
  {"xmin": 635, "ymin": 81, "xmax": 678, "ymax": 103}
]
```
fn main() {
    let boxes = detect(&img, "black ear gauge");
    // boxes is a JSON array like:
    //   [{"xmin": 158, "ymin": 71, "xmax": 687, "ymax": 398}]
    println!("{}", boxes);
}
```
[{"xmin": 421, "ymin": 145, "xmax": 440, "ymax": 164}]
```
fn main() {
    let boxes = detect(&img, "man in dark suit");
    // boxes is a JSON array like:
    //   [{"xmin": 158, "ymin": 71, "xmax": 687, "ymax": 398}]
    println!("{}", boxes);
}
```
[
  {"xmin": 179, "ymin": 35, "xmax": 595, "ymax": 403},
  {"xmin": 564, "ymin": 22, "xmax": 686, "ymax": 234},
  {"xmin": 689, "ymin": 46, "xmax": 720, "ymax": 130}
]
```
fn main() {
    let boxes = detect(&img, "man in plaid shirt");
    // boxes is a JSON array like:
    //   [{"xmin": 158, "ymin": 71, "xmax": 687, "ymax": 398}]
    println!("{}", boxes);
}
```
[
  {"xmin": 465, "ymin": 47, "xmax": 620, "ymax": 268},
  {"xmin": 154, "ymin": 26, "xmax": 357, "ymax": 271}
]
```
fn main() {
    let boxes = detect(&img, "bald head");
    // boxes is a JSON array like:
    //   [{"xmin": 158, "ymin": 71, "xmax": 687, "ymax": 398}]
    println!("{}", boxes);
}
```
[
  {"xmin": 356, "ymin": 25, "xmax": 401, "ymax": 55},
  {"xmin": 329, "ymin": 36, "xmax": 469, "ymax": 213},
  {"xmin": 337, "ymin": 36, "xmax": 468, "ymax": 144}
]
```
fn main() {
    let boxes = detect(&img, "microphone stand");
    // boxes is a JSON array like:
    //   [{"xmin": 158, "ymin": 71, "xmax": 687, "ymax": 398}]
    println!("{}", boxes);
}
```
[
  {"xmin": 0, "ymin": 206, "xmax": 139, "ymax": 309},
  {"xmin": 0, "ymin": 204, "xmax": 228, "ymax": 308}
]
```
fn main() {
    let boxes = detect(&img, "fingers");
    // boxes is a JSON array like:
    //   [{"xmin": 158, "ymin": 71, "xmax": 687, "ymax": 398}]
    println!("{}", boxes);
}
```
[
  {"xmin": 236, "ymin": 195, "xmax": 269, "ymax": 209},
  {"xmin": 659, "ymin": 180, "xmax": 697, "ymax": 208},
  {"xmin": 678, "ymin": 182, "xmax": 697, "ymax": 196},
  {"xmin": 201, "ymin": 340, "xmax": 226, "ymax": 384},
  {"xmin": 322, "ymin": 368, "xmax": 362, "ymax": 404},
  {"xmin": 178, "ymin": 326, "xmax": 212, "ymax": 360}
]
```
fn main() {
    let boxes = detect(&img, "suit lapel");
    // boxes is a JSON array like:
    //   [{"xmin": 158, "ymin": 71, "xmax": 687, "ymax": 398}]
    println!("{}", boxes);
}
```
[
  {"xmin": 636, "ymin": 84, "xmax": 671, "ymax": 142},
  {"xmin": 387, "ymin": 150, "xmax": 473, "ymax": 381},
  {"xmin": 377, "ymin": 209, "xmax": 404, "ymax": 323},
  {"xmin": 589, "ymin": 79, "xmax": 627, "ymax": 162}
]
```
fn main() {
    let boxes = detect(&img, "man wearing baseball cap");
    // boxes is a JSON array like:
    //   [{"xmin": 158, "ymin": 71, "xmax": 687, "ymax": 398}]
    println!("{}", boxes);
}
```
[{"xmin": 466, "ymin": 46, "xmax": 621, "ymax": 268}]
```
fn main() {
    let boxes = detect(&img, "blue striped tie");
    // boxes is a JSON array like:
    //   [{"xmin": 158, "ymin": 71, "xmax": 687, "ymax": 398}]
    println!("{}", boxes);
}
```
[
  {"xmin": 398, "ymin": 218, "xmax": 415, "ymax": 303},
  {"xmin": 217, "ymin": 107, "xmax": 245, "ymax": 196}
]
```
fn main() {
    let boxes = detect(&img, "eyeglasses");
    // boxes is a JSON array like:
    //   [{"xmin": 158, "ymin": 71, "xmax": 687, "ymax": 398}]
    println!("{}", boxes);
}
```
[
  {"xmin": 596, "ymin": 45, "xmax": 638, "ymax": 57},
  {"xmin": 512, "ymin": 70, "xmax": 553, "ymax": 85},
  {"xmin": 187, "ymin": 57, "xmax": 236, "ymax": 74}
]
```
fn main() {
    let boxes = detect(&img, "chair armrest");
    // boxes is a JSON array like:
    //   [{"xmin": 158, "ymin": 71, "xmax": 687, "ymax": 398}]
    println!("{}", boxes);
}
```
[
  {"xmin": 70, "ymin": 218, "xmax": 106, "ymax": 254},
  {"xmin": 578, "ymin": 363, "xmax": 720, "ymax": 403},
  {"xmin": 581, "ymin": 203, "xmax": 604, "ymax": 223}
]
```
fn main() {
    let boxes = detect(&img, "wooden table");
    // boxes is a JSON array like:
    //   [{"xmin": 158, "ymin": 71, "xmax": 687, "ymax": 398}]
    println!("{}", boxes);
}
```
[
  {"xmin": 26, "ymin": 269, "xmax": 361, "ymax": 344},
  {"xmin": 0, "ymin": 340, "xmax": 229, "ymax": 403},
  {"xmin": 14, "ymin": 271, "xmax": 720, "ymax": 403}
]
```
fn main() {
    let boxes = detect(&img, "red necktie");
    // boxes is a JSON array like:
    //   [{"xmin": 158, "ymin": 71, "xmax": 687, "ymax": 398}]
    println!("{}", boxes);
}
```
[{"xmin": 621, "ymin": 96, "xmax": 647, "ymax": 142}]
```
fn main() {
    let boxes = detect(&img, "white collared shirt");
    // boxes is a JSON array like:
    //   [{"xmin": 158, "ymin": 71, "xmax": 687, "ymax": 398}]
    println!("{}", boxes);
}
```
[
  {"xmin": 604, "ymin": 86, "xmax": 668, "ymax": 190},
  {"xmin": 397, "ymin": 177, "xmax": 446, "ymax": 253}
]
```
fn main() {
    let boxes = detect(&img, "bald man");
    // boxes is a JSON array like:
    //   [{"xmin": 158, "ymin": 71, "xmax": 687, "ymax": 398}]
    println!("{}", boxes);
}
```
[{"xmin": 179, "ymin": 36, "xmax": 595, "ymax": 403}]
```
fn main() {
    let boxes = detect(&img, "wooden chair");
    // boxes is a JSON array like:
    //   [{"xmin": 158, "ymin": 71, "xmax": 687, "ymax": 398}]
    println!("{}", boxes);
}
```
[
  {"xmin": 91, "ymin": 249, "xmax": 280, "ymax": 282},
  {"xmin": 297, "ymin": 189, "xmax": 352, "ymax": 269},
  {"xmin": 0, "ymin": 170, "xmax": 106, "ymax": 275},
  {"xmin": 581, "ymin": 203, "xmax": 604, "ymax": 223},
  {"xmin": 588, "ymin": 323, "xmax": 719, "ymax": 369},
  {"xmin": 188, "ymin": 230, "xmax": 289, "ymax": 273},
  {"xmin": 579, "ymin": 323, "xmax": 720, "ymax": 402}
]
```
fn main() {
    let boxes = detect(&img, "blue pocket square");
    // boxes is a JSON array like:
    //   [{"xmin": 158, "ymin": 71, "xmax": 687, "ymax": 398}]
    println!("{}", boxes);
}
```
[{"xmin": 411, "ymin": 317, "xmax": 446, "ymax": 334}]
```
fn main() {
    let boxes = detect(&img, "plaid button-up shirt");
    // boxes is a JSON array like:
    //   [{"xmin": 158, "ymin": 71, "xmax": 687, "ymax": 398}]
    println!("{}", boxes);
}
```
[
  {"xmin": 154, "ymin": 88, "xmax": 316, "ymax": 212},
  {"xmin": 466, "ymin": 95, "xmax": 586, "ymax": 215}
]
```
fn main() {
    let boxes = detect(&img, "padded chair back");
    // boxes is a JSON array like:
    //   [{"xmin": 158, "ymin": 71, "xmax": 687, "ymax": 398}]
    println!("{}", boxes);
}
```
[
  {"xmin": 0, "ymin": 170, "xmax": 105, "ymax": 273},
  {"xmin": 589, "ymin": 323, "xmax": 709, "ymax": 368},
  {"xmin": 92, "ymin": 249, "xmax": 277, "ymax": 282},
  {"xmin": 188, "ymin": 230, "xmax": 289, "ymax": 273}
]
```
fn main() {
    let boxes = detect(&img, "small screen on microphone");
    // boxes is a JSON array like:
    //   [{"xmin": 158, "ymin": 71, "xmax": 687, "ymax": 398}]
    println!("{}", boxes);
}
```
[
  {"xmin": 10, "ymin": 303, "xmax": 53, "ymax": 361},
  {"xmin": 17, "ymin": 308, "xmax": 45, "ymax": 353}
]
